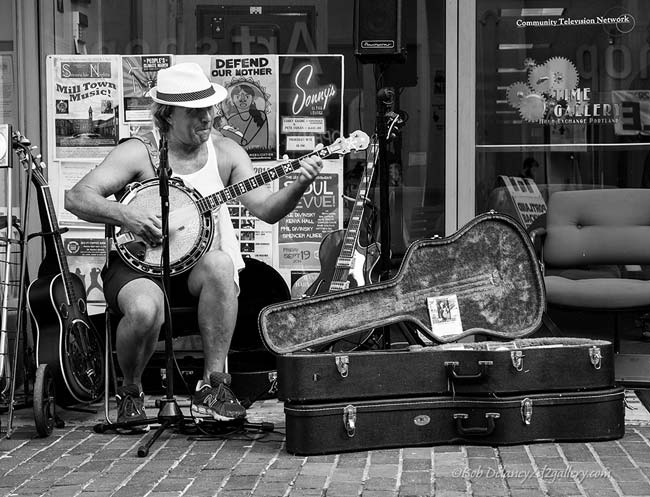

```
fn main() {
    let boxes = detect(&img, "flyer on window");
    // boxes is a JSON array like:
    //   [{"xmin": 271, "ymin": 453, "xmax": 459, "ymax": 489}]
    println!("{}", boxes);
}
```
[
  {"xmin": 277, "ymin": 159, "xmax": 342, "ymax": 272},
  {"xmin": 278, "ymin": 54, "xmax": 343, "ymax": 159},
  {"xmin": 47, "ymin": 55, "xmax": 121, "ymax": 160},
  {"xmin": 177, "ymin": 54, "xmax": 279, "ymax": 161},
  {"xmin": 63, "ymin": 236, "xmax": 107, "ymax": 304},
  {"xmin": 0, "ymin": 124, "xmax": 9, "ymax": 168},
  {"xmin": 121, "ymin": 55, "xmax": 172, "ymax": 122},
  {"xmin": 0, "ymin": 54, "xmax": 15, "ymax": 124},
  {"xmin": 226, "ymin": 162, "xmax": 276, "ymax": 265},
  {"xmin": 54, "ymin": 160, "xmax": 104, "ymax": 229}
]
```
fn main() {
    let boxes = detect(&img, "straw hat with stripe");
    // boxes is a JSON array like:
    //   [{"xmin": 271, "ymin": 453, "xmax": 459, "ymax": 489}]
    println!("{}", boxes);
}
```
[{"xmin": 148, "ymin": 62, "xmax": 227, "ymax": 108}]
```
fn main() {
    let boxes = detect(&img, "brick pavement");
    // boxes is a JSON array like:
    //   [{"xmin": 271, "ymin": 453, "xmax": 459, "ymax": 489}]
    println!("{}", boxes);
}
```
[{"xmin": 2, "ymin": 391, "xmax": 650, "ymax": 497}]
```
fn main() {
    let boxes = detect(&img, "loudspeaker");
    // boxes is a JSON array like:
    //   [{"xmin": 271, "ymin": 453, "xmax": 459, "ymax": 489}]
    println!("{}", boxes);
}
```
[{"xmin": 354, "ymin": 0, "xmax": 406, "ymax": 64}]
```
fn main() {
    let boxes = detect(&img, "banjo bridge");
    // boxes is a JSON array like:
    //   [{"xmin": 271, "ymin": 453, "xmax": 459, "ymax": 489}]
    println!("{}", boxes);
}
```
[{"xmin": 115, "ymin": 231, "xmax": 137, "ymax": 245}]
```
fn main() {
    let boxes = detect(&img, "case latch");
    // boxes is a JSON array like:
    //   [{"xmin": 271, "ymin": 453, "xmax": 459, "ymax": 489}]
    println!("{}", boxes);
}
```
[
  {"xmin": 589, "ymin": 346, "xmax": 602, "ymax": 370},
  {"xmin": 343, "ymin": 404, "xmax": 356, "ymax": 437},
  {"xmin": 335, "ymin": 355, "xmax": 349, "ymax": 378},
  {"xmin": 511, "ymin": 350, "xmax": 524, "ymax": 371},
  {"xmin": 521, "ymin": 398, "xmax": 533, "ymax": 425}
]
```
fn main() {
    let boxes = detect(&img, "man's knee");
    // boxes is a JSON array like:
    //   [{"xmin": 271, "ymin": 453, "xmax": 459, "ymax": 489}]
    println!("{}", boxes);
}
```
[
  {"xmin": 197, "ymin": 250, "xmax": 235, "ymax": 280},
  {"xmin": 120, "ymin": 296, "xmax": 164, "ymax": 331}
]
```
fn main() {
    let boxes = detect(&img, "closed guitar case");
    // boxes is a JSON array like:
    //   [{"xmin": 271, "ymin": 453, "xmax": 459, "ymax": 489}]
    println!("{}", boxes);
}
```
[
  {"xmin": 284, "ymin": 387, "xmax": 625, "ymax": 455},
  {"xmin": 277, "ymin": 337, "xmax": 615, "ymax": 403}
]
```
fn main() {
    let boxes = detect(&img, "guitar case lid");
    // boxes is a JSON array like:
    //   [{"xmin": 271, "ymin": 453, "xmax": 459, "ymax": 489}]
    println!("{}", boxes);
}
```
[{"xmin": 258, "ymin": 212, "xmax": 546, "ymax": 354}]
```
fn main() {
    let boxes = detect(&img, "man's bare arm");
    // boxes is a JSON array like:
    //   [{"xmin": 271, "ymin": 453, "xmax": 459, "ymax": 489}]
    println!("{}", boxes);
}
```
[
  {"xmin": 65, "ymin": 140, "xmax": 163, "ymax": 245},
  {"xmin": 218, "ymin": 138, "xmax": 322, "ymax": 223}
]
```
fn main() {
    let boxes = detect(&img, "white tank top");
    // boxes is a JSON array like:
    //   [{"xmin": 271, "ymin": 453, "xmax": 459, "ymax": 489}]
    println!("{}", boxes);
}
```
[{"xmin": 171, "ymin": 138, "xmax": 246, "ymax": 285}]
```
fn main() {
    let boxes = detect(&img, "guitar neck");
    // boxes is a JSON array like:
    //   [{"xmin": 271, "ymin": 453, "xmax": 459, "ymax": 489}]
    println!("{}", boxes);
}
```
[
  {"xmin": 328, "ymin": 160, "xmax": 376, "ymax": 291},
  {"xmin": 195, "ymin": 145, "xmax": 337, "ymax": 215},
  {"xmin": 37, "ymin": 180, "xmax": 75, "ymax": 306}
]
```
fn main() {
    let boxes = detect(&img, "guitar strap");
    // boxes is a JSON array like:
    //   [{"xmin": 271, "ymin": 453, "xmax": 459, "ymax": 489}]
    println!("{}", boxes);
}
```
[
  {"xmin": 113, "ymin": 133, "xmax": 160, "ymax": 203},
  {"xmin": 118, "ymin": 132, "xmax": 160, "ymax": 174}
]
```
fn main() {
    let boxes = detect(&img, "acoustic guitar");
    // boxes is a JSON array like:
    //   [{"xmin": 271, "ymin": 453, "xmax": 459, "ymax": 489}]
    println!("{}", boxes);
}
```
[
  {"xmin": 305, "ymin": 144, "xmax": 380, "ymax": 296},
  {"xmin": 18, "ymin": 140, "xmax": 104, "ymax": 406}
]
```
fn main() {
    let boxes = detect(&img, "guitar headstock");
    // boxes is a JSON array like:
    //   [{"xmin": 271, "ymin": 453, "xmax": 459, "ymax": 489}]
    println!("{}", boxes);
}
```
[
  {"xmin": 12, "ymin": 131, "xmax": 47, "ymax": 186},
  {"xmin": 330, "ymin": 130, "xmax": 370, "ymax": 155}
]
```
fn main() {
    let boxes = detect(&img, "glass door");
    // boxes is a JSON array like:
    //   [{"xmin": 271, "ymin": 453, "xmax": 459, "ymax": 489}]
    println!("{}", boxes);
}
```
[
  {"xmin": 471, "ymin": 0, "xmax": 650, "ymax": 221},
  {"xmin": 465, "ymin": 0, "xmax": 650, "ymax": 381}
]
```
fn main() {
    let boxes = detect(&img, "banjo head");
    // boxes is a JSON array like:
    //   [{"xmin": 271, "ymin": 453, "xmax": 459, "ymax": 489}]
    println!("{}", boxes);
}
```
[{"xmin": 116, "ymin": 178, "xmax": 214, "ymax": 276}]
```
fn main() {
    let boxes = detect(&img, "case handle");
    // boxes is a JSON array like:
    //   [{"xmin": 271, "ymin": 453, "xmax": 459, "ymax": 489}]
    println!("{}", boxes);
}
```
[
  {"xmin": 445, "ymin": 360, "xmax": 493, "ymax": 382},
  {"xmin": 453, "ymin": 412, "xmax": 500, "ymax": 436}
]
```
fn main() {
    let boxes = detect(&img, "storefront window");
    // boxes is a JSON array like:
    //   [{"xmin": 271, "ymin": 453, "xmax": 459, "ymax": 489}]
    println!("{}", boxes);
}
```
[
  {"xmin": 0, "ymin": 0, "xmax": 16, "ymax": 128},
  {"xmin": 476, "ymin": 0, "xmax": 650, "ymax": 225},
  {"xmin": 51, "ymin": 0, "xmax": 446, "ymax": 263}
]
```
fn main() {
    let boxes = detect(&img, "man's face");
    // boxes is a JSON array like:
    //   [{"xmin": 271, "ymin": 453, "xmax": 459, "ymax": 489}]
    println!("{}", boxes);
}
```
[{"xmin": 169, "ymin": 105, "xmax": 215, "ymax": 146}]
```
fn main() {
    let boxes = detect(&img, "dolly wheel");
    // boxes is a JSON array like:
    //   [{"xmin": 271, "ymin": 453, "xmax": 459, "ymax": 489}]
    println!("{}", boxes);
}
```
[
  {"xmin": 93, "ymin": 423, "xmax": 107, "ymax": 434},
  {"xmin": 33, "ymin": 364, "xmax": 57, "ymax": 437}
]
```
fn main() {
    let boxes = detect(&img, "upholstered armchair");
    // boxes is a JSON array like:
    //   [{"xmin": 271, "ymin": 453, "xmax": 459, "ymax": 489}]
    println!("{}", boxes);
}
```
[{"xmin": 530, "ymin": 189, "xmax": 650, "ymax": 384}]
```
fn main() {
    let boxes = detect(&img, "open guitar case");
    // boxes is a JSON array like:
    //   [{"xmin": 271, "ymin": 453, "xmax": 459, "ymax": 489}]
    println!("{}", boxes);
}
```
[{"xmin": 258, "ymin": 212, "xmax": 624, "ymax": 455}]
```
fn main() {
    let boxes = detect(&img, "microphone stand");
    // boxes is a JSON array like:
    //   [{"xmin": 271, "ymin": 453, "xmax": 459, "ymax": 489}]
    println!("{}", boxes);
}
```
[
  {"xmin": 94, "ymin": 134, "xmax": 190, "ymax": 456},
  {"xmin": 134, "ymin": 133, "xmax": 185, "ymax": 456},
  {"xmin": 129, "ymin": 136, "xmax": 275, "ymax": 450}
]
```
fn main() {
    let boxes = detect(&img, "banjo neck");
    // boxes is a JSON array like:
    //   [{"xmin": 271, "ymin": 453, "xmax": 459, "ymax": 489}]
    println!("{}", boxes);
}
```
[
  {"xmin": 115, "ymin": 130, "xmax": 370, "ymax": 276},
  {"xmin": 194, "ymin": 145, "xmax": 337, "ymax": 215}
]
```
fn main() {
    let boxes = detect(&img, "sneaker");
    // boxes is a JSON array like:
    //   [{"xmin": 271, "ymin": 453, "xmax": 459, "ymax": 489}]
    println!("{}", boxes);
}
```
[
  {"xmin": 116, "ymin": 384, "xmax": 149, "ymax": 431},
  {"xmin": 191, "ymin": 372, "xmax": 246, "ymax": 421}
]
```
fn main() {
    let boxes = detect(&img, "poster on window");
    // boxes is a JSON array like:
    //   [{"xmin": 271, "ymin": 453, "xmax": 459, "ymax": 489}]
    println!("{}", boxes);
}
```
[
  {"xmin": 278, "ymin": 55, "xmax": 343, "ymax": 159},
  {"xmin": 0, "ymin": 124, "xmax": 9, "ymax": 168},
  {"xmin": 226, "ymin": 163, "xmax": 276, "ymax": 265},
  {"xmin": 176, "ymin": 54, "xmax": 279, "ymax": 161},
  {"xmin": 121, "ymin": 55, "xmax": 172, "ymax": 123},
  {"xmin": 47, "ymin": 55, "xmax": 121, "ymax": 160},
  {"xmin": 63, "ymin": 236, "xmax": 106, "ymax": 304},
  {"xmin": 55, "ymin": 161, "xmax": 104, "ymax": 229},
  {"xmin": 612, "ymin": 90, "xmax": 650, "ymax": 137},
  {"xmin": 0, "ymin": 54, "xmax": 15, "ymax": 125},
  {"xmin": 277, "ymin": 160, "xmax": 341, "ymax": 272}
]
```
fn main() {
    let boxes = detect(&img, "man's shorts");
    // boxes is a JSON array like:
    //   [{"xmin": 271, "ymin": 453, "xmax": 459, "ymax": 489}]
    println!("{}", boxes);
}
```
[{"xmin": 102, "ymin": 251, "xmax": 198, "ymax": 316}]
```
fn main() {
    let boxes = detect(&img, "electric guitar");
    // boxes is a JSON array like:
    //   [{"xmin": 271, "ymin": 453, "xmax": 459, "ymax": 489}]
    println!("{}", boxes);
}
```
[
  {"xmin": 17, "ymin": 139, "xmax": 104, "ymax": 405},
  {"xmin": 114, "ymin": 130, "xmax": 371, "ymax": 276},
  {"xmin": 305, "ymin": 144, "xmax": 380, "ymax": 296}
]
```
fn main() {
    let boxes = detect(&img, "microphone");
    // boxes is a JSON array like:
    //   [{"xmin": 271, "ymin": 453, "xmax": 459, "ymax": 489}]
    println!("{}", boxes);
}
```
[
  {"xmin": 159, "ymin": 134, "xmax": 170, "ymax": 174},
  {"xmin": 377, "ymin": 87, "xmax": 395, "ymax": 104},
  {"xmin": 11, "ymin": 131, "xmax": 30, "ymax": 149},
  {"xmin": 158, "ymin": 134, "xmax": 170, "ymax": 199}
]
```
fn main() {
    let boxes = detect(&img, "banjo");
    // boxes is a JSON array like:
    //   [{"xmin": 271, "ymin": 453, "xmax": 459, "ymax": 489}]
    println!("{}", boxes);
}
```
[{"xmin": 114, "ymin": 130, "xmax": 370, "ymax": 276}]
